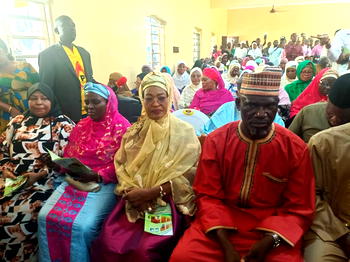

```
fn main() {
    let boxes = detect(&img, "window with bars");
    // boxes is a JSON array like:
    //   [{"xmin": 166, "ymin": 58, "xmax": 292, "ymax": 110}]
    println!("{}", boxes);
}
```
[
  {"xmin": 0, "ymin": 0, "xmax": 52, "ymax": 70},
  {"xmin": 146, "ymin": 16, "xmax": 165, "ymax": 70},
  {"xmin": 193, "ymin": 30, "xmax": 201, "ymax": 62}
]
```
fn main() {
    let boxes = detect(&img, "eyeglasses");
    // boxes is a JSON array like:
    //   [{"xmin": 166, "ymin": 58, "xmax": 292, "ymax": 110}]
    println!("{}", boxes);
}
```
[
  {"xmin": 143, "ymin": 95, "xmax": 168, "ymax": 104},
  {"xmin": 301, "ymin": 70, "xmax": 313, "ymax": 74}
]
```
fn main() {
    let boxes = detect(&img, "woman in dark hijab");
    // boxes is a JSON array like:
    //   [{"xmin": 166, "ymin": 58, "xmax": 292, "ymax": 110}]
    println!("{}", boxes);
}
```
[{"xmin": 0, "ymin": 82, "xmax": 75, "ymax": 262}]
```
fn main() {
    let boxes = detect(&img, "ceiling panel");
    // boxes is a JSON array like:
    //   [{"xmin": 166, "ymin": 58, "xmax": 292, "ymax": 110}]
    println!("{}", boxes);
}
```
[{"xmin": 211, "ymin": 0, "xmax": 350, "ymax": 9}]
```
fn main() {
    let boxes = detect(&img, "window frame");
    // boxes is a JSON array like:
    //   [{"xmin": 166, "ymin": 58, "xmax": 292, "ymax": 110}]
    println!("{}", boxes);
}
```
[
  {"xmin": 146, "ymin": 16, "xmax": 165, "ymax": 70},
  {"xmin": 0, "ymin": 0, "xmax": 53, "ymax": 68},
  {"xmin": 193, "ymin": 28, "xmax": 201, "ymax": 63}
]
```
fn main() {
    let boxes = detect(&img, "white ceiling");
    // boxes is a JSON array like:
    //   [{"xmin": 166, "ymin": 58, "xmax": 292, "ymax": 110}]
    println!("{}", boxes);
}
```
[{"xmin": 211, "ymin": 0, "xmax": 350, "ymax": 9}]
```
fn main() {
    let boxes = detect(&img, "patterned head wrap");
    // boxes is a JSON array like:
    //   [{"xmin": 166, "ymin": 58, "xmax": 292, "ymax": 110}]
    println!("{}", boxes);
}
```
[
  {"xmin": 241, "ymin": 71, "xmax": 282, "ymax": 97},
  {"xmin": 84, "ymin": 82, "xmax": 110, "ymax": 100},
  {"xmin": 320, "ymin": 69, "xmax": 339, "ymax": 81},
  {"xmin": 141, "ymin": 72, "xmax": 168, "ymax": 93}
]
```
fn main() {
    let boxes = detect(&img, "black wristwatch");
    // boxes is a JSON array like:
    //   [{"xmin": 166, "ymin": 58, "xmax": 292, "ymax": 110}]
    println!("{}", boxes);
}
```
[{"xmin": 266, "ymin": 232, "xmax": 281, "ymax": 248}]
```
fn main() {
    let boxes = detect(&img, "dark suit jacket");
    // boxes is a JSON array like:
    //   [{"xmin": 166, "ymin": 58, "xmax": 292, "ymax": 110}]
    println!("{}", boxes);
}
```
[
  {"xmin": 39, "ymin": 44, "xmax": 94, "ymax": 122},
  {"xmin": 117, "ymin": 95, "xmax": 142, "ymax": 123}
]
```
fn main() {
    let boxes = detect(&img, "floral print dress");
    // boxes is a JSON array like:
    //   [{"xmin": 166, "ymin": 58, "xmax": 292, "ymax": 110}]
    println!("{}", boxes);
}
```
[{"xmin": 0, "ymin": 114, "xmax": 74, "ymax": 261}]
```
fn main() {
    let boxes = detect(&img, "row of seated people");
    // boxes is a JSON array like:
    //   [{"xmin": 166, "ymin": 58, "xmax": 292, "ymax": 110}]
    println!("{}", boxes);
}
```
[
  {"xmin": 168, "ymin": 62, "xmax": 335, "ymax": 139},
  {"xmin": 1, "ymin": 71, "xmax": 350, "ymax": 262},
  {"xmin": 0, "ymin": 31, "xmax": 339, "ymax": 138},
  {"xmin": 121, "ymin": 57, "xmax": 341, "ymax": 135},
  {"xmin": 173, "ymin": 58, "xmax": 340, "ymax": 129}
]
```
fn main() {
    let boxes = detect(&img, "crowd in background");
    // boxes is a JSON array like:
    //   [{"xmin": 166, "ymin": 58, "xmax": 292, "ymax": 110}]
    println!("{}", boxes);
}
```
[{"xmin": 1, "ymin": 14, "xmax": 350, "ymax": 262}]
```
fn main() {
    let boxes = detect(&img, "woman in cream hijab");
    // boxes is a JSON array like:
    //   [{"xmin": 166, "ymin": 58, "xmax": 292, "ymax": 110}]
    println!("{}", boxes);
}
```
[
  {"xmin": 279, "ymin": 61, "xmax": 298, "ymax": 105},
  {"xmin": 91, "ymin": 72, "xmax": 201, "ymax": 262},
  {"xmin": 179, "ymin": 67, "xmax": 202, "ymax": 108},
  {"xmin": 172, "ymin": 61, "xmax": 190, "ymax": 92},
  {"xmin": 224, "ymin": 62, "xmax": 241, "ymax": 98}
]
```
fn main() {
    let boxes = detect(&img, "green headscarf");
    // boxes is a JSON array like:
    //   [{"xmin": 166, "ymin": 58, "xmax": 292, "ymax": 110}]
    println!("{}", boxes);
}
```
[{"xmin": 285, "ymin": 60, "xmax": 316, "ymax": 102}]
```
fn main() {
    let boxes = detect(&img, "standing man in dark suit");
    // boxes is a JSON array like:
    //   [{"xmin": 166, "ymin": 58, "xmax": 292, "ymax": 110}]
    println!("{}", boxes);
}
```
[{"xmin": 39, "ymin": 15, "xmax": 94, "ymax": 122}]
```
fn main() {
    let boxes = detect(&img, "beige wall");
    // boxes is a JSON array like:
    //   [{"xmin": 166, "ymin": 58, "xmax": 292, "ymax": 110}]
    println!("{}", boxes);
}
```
[
  {"xmin": 210, "ymin": 7, "xmax": 228, "ymax": 45},
  {"xmin": 50, "ymin": 0, "xmax": 227, "ymax": 88},
  {"xmin": 50, "ymin": 1, "xmax": 349, "ymax": 87},
  {"xmin": 212, "ymin": 0, "xmax": 350, "ymax": 9},
  {"xmin": 227, "ymin": 3, "xmax": 350, "ymax": 43}
]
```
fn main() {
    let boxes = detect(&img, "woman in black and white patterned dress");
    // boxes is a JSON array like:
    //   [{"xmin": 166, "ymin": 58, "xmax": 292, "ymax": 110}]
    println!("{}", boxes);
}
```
[{"xmin": 0, "ymin": 82, "xmax": 75, "ymax": 261}]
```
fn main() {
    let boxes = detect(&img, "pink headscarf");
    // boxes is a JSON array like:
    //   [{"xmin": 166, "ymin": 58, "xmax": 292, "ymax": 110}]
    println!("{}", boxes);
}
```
[
  {"xmin": 64, "ymin": 85, "xmax": 130, "ymax": 183},
  {"xmin": 241, "ymin": 57, "xmax": 250, "ymax": 67},
  {"xmin": 244, "ymin": 60, "xmax": 258, "ymax": 71},
  {"xmin": 202, "ymin": 67, "xmax": 226, "ymax": 89},
  {"xmin": 190, "ymin": 67, "xmax": 234, "ymax": 115},
  {"xmin": 289, "ymin": 68, "xmax": 331, "ymax": 118}
]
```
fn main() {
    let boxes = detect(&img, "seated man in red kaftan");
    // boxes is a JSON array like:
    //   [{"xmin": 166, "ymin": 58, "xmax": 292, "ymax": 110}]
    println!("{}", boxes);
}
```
[{"xmin": 170, "ymin": 71, "xmax": 315, "ymax": 262}]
